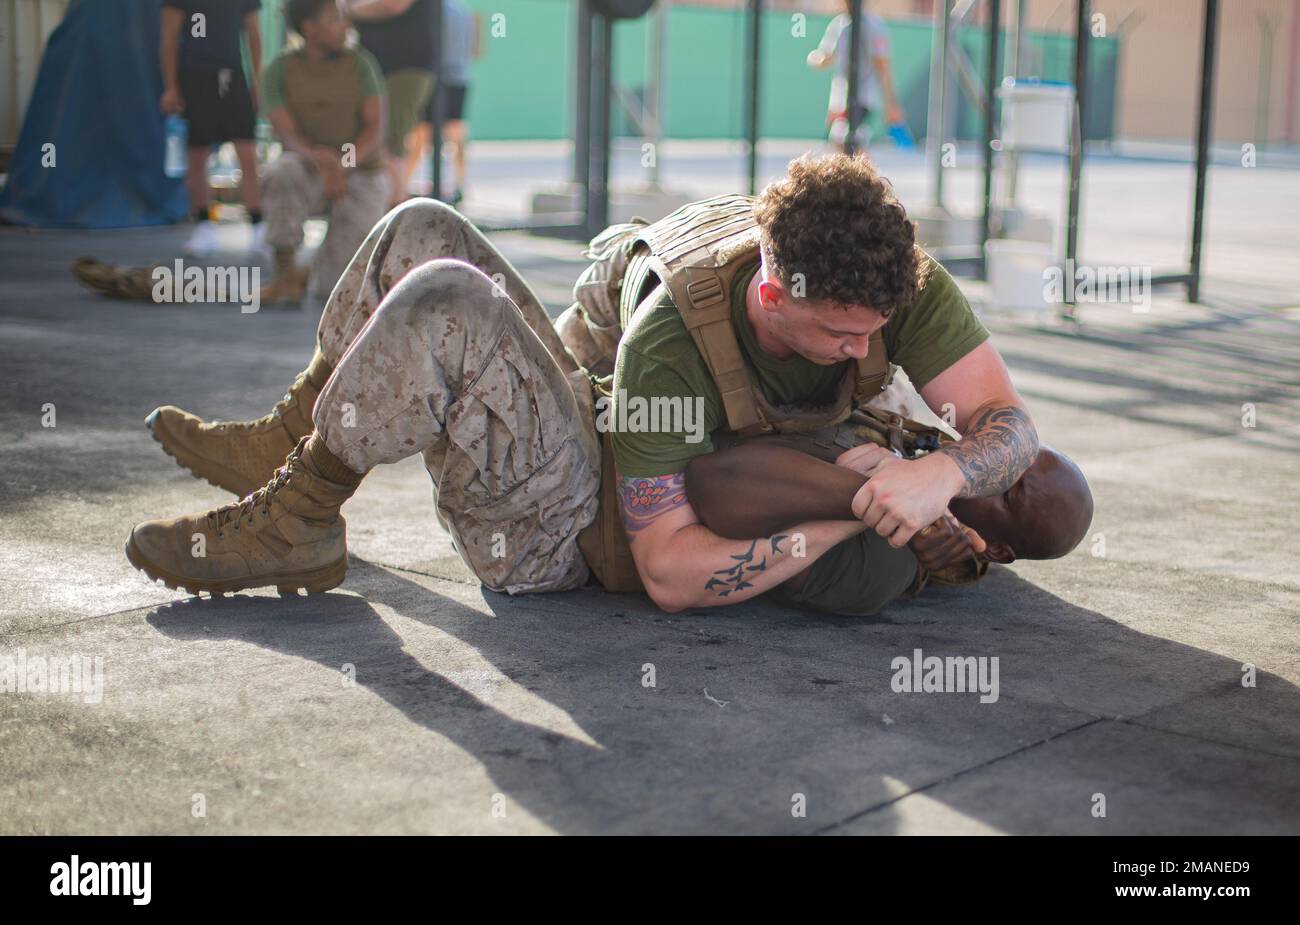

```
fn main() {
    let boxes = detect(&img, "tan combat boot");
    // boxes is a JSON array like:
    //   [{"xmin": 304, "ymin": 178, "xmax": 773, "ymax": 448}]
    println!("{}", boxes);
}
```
[
  {"xmin": 71, "ymin": 258, "xmax": 160, "ymax": 301},
  {"xmin": 259, "ymin": 248, "xmax": 309, "ymax": 306},
  {"xmin": 147, "ymin": 348, "xmax": 332, "ymax": 496},
  {"xmin": 125, "ymin": 435, "xmax": 360, "ymax": 596}
]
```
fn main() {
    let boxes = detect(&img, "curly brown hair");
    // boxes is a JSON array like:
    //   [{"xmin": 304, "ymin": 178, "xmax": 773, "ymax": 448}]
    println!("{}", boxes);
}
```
[{"xmin": 753, "ymin": 153, "xmax": 918, "ymax": 317}]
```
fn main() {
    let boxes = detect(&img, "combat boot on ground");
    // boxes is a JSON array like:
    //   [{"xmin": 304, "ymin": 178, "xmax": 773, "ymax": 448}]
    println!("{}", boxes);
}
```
[
  {"xmin": 71, "ymin": 258, "xmax": 160, "ymax": 301},
  {"xmin": 125, "ymin": 435, "xmax": 361, "ymax": 596},
  {"xmin": 147, "ymin": 348, "xmax": 332, "ymax": 496},
  {"xmin": 259, "ymin": 248, "xmax": 309, "ymax": 306}
]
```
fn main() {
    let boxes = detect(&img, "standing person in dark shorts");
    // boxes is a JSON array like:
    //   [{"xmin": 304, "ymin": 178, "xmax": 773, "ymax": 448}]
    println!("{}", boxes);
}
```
[
  {"xmin": 404, "ymin": 0, "xmax": 481, "ymax": 204},
  {"xmin": 160, "ymin": 0, "xmax": 264, "ymax": 256},
  {"xmin": 345, "ymin": 0, "xmax": 436, "ymax": 207}
]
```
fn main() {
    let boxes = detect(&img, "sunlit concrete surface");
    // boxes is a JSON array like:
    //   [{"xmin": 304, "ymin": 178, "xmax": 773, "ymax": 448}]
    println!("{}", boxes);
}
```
[{"xmin": 1, "ymin": 147, "xmax": 1298, "ymax": 834}]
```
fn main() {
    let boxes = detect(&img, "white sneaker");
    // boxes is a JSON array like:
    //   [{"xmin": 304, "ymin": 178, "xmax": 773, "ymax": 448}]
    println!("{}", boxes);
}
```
[{"xmin": 185, "ymin": 221, "xmax": 219, "ymax": 257}]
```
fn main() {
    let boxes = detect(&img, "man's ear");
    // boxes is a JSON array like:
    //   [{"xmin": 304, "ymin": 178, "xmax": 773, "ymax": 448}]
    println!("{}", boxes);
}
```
[
  {"xmin": 983, "ymin": 543, "xmax": 1016, "ymax": 564},
  {"xmin": 757, "ymin": 277, "xmax": 784, "ymax": 311}
]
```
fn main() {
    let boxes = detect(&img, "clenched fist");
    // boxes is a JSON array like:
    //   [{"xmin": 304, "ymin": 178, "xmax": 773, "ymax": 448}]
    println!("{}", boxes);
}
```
[
  {"xmin": 909, "ymin": 512, "xmax": 987, "ymax": 572},
  {"xmin": 836, "ymin": 444, "xmax": 965, "ymax": 548}
]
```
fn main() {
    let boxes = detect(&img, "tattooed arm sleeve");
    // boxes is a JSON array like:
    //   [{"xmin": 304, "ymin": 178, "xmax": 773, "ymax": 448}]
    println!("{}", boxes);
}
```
[
  {"xmin": 618, "ymin": 472, "xmax": 691, "ymax": 542},
  {"xmin": 938, "ymin": 405, "xmax": 1040, "ymax": 499}
]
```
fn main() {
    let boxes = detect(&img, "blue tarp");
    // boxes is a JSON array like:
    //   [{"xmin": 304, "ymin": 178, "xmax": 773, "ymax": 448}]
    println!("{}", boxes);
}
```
[{"xmin": 0, "ymin": 0, "xmax": 188, "ymax": 228}]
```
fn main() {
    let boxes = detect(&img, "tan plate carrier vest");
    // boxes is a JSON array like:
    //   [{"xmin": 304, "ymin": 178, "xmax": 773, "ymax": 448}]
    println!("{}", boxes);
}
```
[{"xmin": 565, "ymin": 194, "xmax": 928, "ymax": 594}]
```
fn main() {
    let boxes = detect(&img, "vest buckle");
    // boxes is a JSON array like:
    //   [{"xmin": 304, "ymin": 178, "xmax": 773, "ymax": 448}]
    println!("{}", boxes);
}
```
[{"xmin": 686, "ymin": 274, "xmax": 725, "ymax": 309}]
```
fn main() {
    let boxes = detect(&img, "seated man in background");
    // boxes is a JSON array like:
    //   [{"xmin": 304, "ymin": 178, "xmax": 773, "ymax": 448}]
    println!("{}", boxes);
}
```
[{"xmin": 258, "ymin": 0, "xmax": 388, "ymax": 305}]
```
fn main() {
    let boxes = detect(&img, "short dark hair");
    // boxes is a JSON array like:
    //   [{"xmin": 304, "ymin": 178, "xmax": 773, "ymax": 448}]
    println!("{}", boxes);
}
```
[
  {"xmin": 754, "ymin": 153, "xmax": 919, "ymax": 317},
  {"xmin": 287, "ymin": 0, "xmax": 334, "ymax": 36}
]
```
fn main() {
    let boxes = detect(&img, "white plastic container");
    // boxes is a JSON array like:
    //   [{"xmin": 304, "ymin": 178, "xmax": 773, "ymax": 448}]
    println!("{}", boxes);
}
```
[
  {"xmin": 998, "ymin": 78, "xmax": 1074, "ymax": 154},
  {"xmin": 985, "ymin": 239, "xmax": 1055, "ymax": 313}
]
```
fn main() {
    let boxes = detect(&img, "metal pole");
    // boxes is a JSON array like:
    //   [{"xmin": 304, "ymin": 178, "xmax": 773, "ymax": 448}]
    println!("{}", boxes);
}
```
[
  {"xmin": 979, "ymin": 0, "xmax": 1001, "ymax": 275},
  {"xmin": 646, "ymin": 0, "xmax": 667, "ymax": 188},
  {"xmin": 746, "ymin": 0, "xmax": 762, "ymax": 193},
  {"xmin": 1009, "ymin": 0, "xmax": 1027, "ymax": 75},
  {"xmin": 1256, "ymin": 14, "xmax": 1274, "ymax": 148},
  {"xmin": 587, "ymin": 11, "xmax": 613, "ymax": 236},
  {"xmin": 1189, "ymin": 0, "xmax": 1219, "ymax": 303},
  {"xmin": 925, "ymin": 0, "xmax": 952, "ymax": 208},
  {"xmin": 845, "ymin": 0, "xmax": 862, "ymax": 155},
  {"xmin": 574, "ymin": 0, "xmax": 592, "ymax": 190},
  {"xmin": 1005, "ymin": 0, "xmax": 1028, "ymax": 207},
  {"xmin": 429, "ymin": 0, "xmax": 443, "ymax": 200},
  {"xmin": 1064, "ymin": 0, "xmax": 1089, "ymax": 306}
]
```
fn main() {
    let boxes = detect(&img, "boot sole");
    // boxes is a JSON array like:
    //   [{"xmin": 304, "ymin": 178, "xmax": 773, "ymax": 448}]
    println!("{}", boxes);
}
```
[
  {"xmin": 146, "ymin": 409, "xmax": 263, "ymax": 497},
  {"xmin": 125, "ymin": 534, "xmax": 348, "ymax": 597}
]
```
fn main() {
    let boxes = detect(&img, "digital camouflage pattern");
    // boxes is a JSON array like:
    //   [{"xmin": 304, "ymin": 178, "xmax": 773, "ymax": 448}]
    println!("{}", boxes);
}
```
[{"xmin": 311, "ymin": 199, "xmax": 601, "ymax": 594}]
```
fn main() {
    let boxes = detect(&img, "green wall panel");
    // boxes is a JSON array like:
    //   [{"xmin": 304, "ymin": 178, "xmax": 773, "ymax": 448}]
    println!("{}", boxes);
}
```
[{"xmin": 255, "ymin": 1, "xmax": 1116, "ymax": 144}]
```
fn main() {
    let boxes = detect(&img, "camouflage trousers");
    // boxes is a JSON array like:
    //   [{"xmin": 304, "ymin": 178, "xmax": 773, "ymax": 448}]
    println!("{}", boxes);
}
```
[
  {"xmin": 311, "ymin": 199, "xmax": 601, "ymax": 594},
  {"xmin": 263, "ymin": 152, "xmax": 392, "ymax": 295}
]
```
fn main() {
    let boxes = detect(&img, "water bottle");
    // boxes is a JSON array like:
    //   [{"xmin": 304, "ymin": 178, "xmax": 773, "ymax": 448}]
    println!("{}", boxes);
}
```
[{"xmin": 164, "ymin": 114, "xmax": 187, "ymax": 178}]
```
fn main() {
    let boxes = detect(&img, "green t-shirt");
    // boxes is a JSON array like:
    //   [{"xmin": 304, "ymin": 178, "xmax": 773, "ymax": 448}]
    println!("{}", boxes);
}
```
[
  {"xmin": 610, "ymin": 249, "xmax": 989, "ymax": 479},
  {"xmin": 261, "ymin": 46, "xmax": 385, "ymax": 168}
]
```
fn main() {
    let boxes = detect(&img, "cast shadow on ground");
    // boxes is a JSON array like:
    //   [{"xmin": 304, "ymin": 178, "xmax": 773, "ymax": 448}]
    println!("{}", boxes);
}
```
[{"xmin": 144, "ymin": 560, "xmax": 1300, "ymax": 834}]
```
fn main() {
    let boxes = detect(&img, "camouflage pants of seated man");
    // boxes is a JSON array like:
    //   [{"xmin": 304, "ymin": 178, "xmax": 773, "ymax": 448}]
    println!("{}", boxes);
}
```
[
  {"xmin": 310, "ymin": 198, "xmax": 601, "ymax": 594},
  {"xmin": 262, "ymin": 152, "xmax": 392, "ymax": 296}
]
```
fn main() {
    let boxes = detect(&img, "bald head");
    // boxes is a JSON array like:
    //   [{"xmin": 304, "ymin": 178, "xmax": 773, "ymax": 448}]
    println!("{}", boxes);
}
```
[{"xmin": 950, "ymin": 446, "xmax": 1093, "ymax": 562}]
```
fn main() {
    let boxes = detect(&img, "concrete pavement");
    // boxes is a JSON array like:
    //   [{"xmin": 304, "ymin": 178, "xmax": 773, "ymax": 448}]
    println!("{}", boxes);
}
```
[{"xmin": 1, "ymin": 150, "xmax": 1298, "ymax": 834}]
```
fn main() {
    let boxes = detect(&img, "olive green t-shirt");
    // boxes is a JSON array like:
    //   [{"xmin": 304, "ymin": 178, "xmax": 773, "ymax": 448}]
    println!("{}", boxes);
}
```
[
  {"xmin": 261, "ymin": 46, "xmax": 386, "ymax": 170},
  {"xmin": 611, "ymin": 249, "xmax": 989, "ymax": 479}
]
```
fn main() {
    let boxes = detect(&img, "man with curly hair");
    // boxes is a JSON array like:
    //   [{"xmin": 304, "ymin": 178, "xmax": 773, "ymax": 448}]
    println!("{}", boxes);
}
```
[
  {"xmin": 607, "ymin": 154, "xmax": 1056, "ymax": 614},
  {"xmin": 124, "ymin": 153, "xmax": 1085, "ymax": 617}
]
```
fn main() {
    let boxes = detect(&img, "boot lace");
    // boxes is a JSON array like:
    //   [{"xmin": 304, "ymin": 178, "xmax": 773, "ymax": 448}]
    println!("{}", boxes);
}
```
[{"xmin": 206, "ymin": 462, "xmax": 293, "ymax": 535}]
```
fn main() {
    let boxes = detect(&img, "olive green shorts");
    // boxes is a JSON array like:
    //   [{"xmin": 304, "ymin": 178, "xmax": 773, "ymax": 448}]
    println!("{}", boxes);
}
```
[
  {"xmin": 767, "ymin": 530, "xmax": 919, "ymax": 617},
  {"xmin": 383, "ymin": 68, "xmax": 436, "ymax": 157}
]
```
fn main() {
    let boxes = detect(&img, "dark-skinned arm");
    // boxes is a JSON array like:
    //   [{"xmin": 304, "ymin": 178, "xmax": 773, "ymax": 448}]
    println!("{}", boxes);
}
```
[
  {"xmin": 685, "ymin": 443, "xmax": 984, "ymax": 571},
  {"xmin": 684, "ymin": 443, "xmax": 862, "ymax": 538}
]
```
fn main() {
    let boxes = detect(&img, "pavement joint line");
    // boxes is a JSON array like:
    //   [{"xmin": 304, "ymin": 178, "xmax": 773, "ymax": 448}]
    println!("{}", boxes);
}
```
[
  {"xmin": 810, "ymin": 716, "xmax": 1109, "ymax": 835},
  {"xmin": 1116, "ymin": 714, "xmax": 1300, "ymax": 763},
  {"xmin": 365, "ymin": 559, "xmax": 478, "ymax": 588},
  {"xmin": 0, "ymin": 603, "xmax": 167, "ymax": 640}
]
